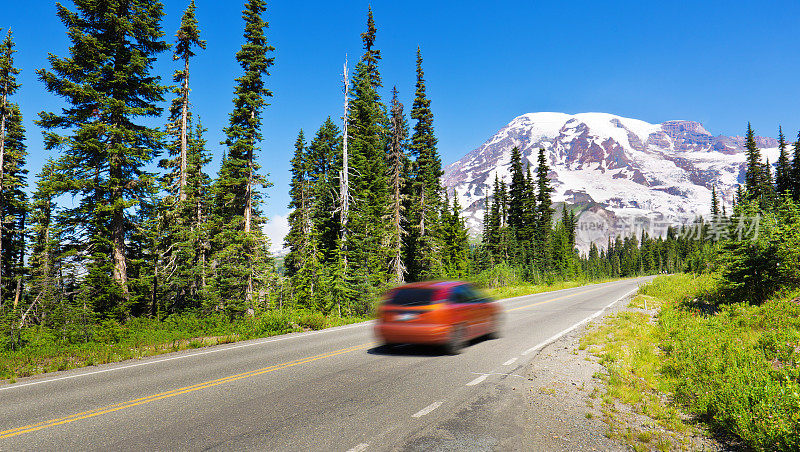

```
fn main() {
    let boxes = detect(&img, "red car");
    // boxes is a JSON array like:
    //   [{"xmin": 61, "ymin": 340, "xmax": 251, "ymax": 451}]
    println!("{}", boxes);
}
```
[{"xmin": 374, "ymin": 281, "xmax": 502, "ymax": 354}]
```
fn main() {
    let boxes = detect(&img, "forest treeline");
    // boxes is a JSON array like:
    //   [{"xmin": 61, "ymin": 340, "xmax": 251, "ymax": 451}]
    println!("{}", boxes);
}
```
[{"xmin": 0, "ymin": 1, "xmax": 720, "ymax": 352}]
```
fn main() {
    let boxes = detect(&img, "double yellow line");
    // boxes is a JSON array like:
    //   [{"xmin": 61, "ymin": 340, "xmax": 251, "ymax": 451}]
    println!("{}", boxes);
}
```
[
  {"xmin": 505, "ymin": 281, "xmax": 624, "ymax": 312},
  {"xmin": 0, "ymin": 342, "xmax": 373, "ymax": 440}
]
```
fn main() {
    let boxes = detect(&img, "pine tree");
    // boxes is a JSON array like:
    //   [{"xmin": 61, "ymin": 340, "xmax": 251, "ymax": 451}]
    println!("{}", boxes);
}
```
[
  {"xmin": 523, "ymin": 163, "xmax": 537, "ymax": 266},
  {"xmin": 711, "ymin": 185, "xmax": 720, "ymax": 218},
  {"xmin": 486, "ymin": 175, "xmax": 502, "ymax": 261},
  {"xmin": 172, "ymin": 0, "xmax": 205, "ymax": 202},
  {"xmin": 743, "ymin": 123, "xmax": 763, "ymax": 203},
  {"xmin": 0, "ymin": 30, "xmax": 21, "ymax": 306},
  {"xmin": 360, "ymin": 7, "xmax": 382, "ymax": 95},
  {"xmin": 407, "ymin": 47, "xmax": 442, "ymax": 280},
  {"xmin": 307, "ymin": 118, "xmax": 341, "ymax": 265},
  {"xmin": 534, "ymin": 148, "xmax": 553, "ymax": 269},
  {"xmin": 27, "ymin": 161, "xmax": 62, "ymax": 327},
  {"xmin": 387, "ymin": 87, "xmax": 409, "ymax": 283},
  {"xmin": 285, "ymin": 130, "xmax": 309, "ymax": 277},
  {"xmin": 37, "ymin": 1, "xmax": 168, "ymax": 318},
  {"xmin": 440, "ymin": 193, "xmax": 470, "ymax": 278},
  {"xmin": 0, "ymin": 104, "xmax": 26, "ymax": 308},
  {"xmin": 762, "ymin": 158, "xmax": 776, "ymax": 207},
  {"xmin": 507, "ymin": 147, "xmax": 525, "ymax": 234},
  {"xmin": 776, "ymin": 126, "xmax": 792, "ymax": 197},
  {"xmin": 285, "ymin": 130, "xmax": 321, "ymax": 308},
  {"xmin": 210, "ymin": 0, "xmax": 275, "ymax": 314},
  {"xmin": 346, "ymin": 9, "xmax": 390, "ymax": 297}
]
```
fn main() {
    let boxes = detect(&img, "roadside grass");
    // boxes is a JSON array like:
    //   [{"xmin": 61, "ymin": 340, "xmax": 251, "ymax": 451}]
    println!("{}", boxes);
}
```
[
  {"xmin": 484, "ymin": 278, "xmax": 618, "ymax": 300},
  {"xmin": 583, "ymin": 273, "xmax": 800, "ymax": 451},
  {"xmin": 0, "ymin": 310, "xmax": 366, "ymax": 383}
]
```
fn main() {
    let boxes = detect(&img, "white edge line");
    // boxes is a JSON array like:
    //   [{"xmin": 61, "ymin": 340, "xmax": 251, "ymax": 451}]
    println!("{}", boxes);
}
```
[
  {"xmin": 346, "ymin": 443, "xmax": 369, "ymax": 452},
  {"xmin": 496, "ymin": 278, "xmax": 633, "ymax": 304},
  {"xmin": 521, "ymin": 286, "xmax": 640, "ymax": 356},
  {"xmin": 502, "ymin": 357, "xmax": 518, "ymax": 366},
  {"xmin": 412, "ymin": 401, "xmax": 442, "ymax": 418},
  {"xmin": 466, "ymin": 374, "xmax": 489, "ymax": 386},
  {"xmin": 0, "ymin": 320, "xmax": 375, "ymax": 392}
]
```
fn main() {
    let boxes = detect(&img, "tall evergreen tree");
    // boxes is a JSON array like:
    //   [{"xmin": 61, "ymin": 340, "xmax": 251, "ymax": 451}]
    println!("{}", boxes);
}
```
[
  {"xmin": 711, "ymin": 185, "xmax": 720, "ymax": 218},
  {"xmin": 37, "ymin": 0, "xmax": 168, "ymax": 318},
  {"xmin": 507, "ymin": 146, "xmax": 525, "ymax": 234},
  {"xmin": 440, "ymin": 193, "xmax": 470, "ymax": 278},
  {"xmin": 285, "ymin": 130, "xmax": 310, "ymax": 277},
  {"xmin": 744, "ymin": 123, "xmax": 763, "ymax": 203},
  {"xmin": 387, "ymin": 87, "xmax": 409, "ymax": 283},
  {"xmin": 210, "ymin": 0, "xmax": 275, "ymax": 313},
  {"xmin": 169, "ymin": 0, "xmax": 206, "ymax": 202},
  {"xmin": 0, "ymin": 30, "xmax": 20, "ymax": 305},
  {"xmin": 776, "ymin": 126, "xmax": 792, "ymax": 197},
  {"xmin": 0, "ymin": 104, "xmax": 26, "ymax": 308},
  {"xmin": 285, "ymin": 130, "xmax": 321, "ymax": 307},
  {"xmin": 27, "ymin": 161, "xmax": 61, "ymax": 323},
  {"xmin": 345, "ymin": 8, "xmax": 390, "ymax": 299},
  {"xmin": 534, "ymin": 148, "xmax": 553, "ymax": 269},
  {"xmin": 307, "ymin": 118, "xmax": 341, "ymax": 265}
]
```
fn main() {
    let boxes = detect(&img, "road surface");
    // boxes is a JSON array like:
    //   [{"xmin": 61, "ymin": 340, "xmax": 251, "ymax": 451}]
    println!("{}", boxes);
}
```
[{"xmin": 0, "ymin": 277, "xmax": 652, "ymax": 451}]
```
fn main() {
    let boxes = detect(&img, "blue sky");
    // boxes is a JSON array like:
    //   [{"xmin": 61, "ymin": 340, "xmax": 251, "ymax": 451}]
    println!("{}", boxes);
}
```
[{"xmin": 5, "ymin": 0, "xmax": 800, "ymax": 248}]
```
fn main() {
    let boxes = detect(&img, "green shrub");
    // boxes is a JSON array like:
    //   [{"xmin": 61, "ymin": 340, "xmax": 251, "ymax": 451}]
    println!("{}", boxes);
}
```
[
  {"xmin": 469, "ymin": 262, "xmax": 523, "ymax": 289},
  {"xmin": 639, "ymin": 275, "xmax": 800, "ymax": 450},
  {"xmin": 297, "ymin": 312, "xmax": 326, "ymax": 330}
]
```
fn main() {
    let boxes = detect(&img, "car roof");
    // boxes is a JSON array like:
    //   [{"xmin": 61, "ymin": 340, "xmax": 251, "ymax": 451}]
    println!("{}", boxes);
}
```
[{"xmin": 393, "ymin": 281, "xmax": 467, "ymax": 290}]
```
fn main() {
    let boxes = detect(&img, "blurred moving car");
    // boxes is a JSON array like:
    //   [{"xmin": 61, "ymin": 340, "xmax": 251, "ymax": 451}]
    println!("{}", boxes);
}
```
[{"xmin": 374, "ymin": 281, "xmax": 502, "ymax": 354}]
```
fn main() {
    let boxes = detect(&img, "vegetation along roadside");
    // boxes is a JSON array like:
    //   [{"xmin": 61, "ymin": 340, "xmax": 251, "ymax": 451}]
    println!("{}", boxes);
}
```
[{"xmin": 582, "ymin": 273, "xmax": 800, "ymax": 451}]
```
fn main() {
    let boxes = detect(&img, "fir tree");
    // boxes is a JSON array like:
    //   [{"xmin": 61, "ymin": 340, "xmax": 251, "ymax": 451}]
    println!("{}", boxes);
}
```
[
  {"xmin": 285, "ymin": 130, "xmax": 321, "ymax": 307},
  {"xmin": 507, "ymin": 147, "xmax": 525, "ymax": 235},
  {"xmin": 441, "ymin": 193, "xmax": 470, "ymax": 278},
  {"xmin": 307, "ymin": 118, "xmax": 341, "ymax": 265},
  {"xmin": 37, "ymin": 0, "xmax": 168, "ymax": 318},
  {"xmin": 346, "ymin": 9, "xmax": 390, "ymax": 297},
  {"xmin": 27, "ymin": 161, "xmax": 62, "ymax": 326},
  {"xmin": 711, "ymin": 185, "xmax": 720, "ymax": 218},
  {"xmin": 534, "ymin": 148, "xmax": 553, "ymax": 269},
  {"xmin": 0, "ymin": 30, "xmax": 20, "ymax": 305},
  {"xmin": 210, "ymin": 0, "xmax": 275, "ymax": 313},
  {"xmin": 387, "ymin": 87, "xmax": 409, "ymax": 283},
  {"xmin": 0, "ymin": 104, "xmax": 26, "ymax": 308},
  {"xmin": 285, "ymin": 130, "xmax": 310, "ymax": 277},
  {"xmin": 743, "ymin": 123, "xmax": 763, "ymax": 203},
  {"xmin": 360, "ymin": 7, "xmax": 382, "ymax": 94},
  {"xmin": 407, "ymin": 47, "xmax": 442, "ymax": 280},
  {"xmin": 167, "ymin": 0, "xmax": 206, "ymax": 202},
  {"xmin": 776, "ymin": 126, "xmax": 792, "ymax": 197}
]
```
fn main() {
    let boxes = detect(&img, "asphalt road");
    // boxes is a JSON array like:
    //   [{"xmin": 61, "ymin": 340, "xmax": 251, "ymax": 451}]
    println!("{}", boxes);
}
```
[{"xmin": 0, "ymin": 276, "xmax": 653, "ymax": 451}]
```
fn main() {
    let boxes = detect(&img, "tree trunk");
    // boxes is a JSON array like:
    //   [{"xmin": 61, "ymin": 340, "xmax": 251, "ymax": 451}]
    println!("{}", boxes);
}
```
[
  {"xmin": 244, "ymin": 110, "xmax": 254, "ymax": 307},
  {"xmin": 110, "ymin": 153, "xmax": 130, "ymax": 305},
  {"xmin": 178, "ymin": 58, "xmax": 189, "ymax": 202},
  {"xmin": 340, "ymin": 58, "xmax": 349, "ymax": 270}
]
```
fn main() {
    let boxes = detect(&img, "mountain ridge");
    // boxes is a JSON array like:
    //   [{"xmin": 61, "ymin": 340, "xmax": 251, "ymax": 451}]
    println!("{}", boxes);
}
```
[{"xmin": 442, "ymin": 112, "xmax": 780, "ymax": 251}]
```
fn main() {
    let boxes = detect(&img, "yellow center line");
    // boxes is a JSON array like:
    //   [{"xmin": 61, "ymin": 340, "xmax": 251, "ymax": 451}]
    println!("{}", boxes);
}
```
[
  {"xmin": 1, "ymin": 343, "xmax": 373, "ymax": 440},
  {"xmin": 506, "ymin": 281, "xmax": 627, "ymax": 312}
]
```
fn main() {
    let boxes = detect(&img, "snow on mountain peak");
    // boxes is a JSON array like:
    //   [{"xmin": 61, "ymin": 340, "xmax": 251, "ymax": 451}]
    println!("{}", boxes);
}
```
[{"xmin": 442, "ymin": 112, "xmax": 779, "ymax": 251}]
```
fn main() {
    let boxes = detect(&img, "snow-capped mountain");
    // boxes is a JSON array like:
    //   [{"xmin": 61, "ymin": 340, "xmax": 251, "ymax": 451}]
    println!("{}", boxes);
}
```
[{"xmin": 443, "ymin": 112, "xmax": 780, "ymax": 251}]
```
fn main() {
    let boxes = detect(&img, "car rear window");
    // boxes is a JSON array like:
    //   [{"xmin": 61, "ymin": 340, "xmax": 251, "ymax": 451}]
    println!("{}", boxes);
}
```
[{"xmin": 386, "ymin": 288, "xmax": 438, "ymax": 306}]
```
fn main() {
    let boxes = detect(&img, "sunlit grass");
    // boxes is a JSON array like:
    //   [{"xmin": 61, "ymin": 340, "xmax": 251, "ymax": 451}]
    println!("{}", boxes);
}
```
[{"xmin": 584, "ymin": 273, "xmax": 800, "ymax": 451}]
